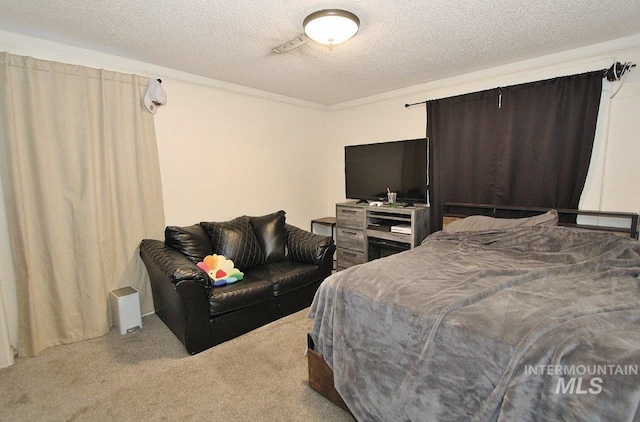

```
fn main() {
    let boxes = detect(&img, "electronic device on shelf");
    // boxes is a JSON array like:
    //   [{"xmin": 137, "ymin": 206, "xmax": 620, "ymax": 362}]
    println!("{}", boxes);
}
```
[
  {"xmin": 390, "ymin": 224, "xmax": 412, "ymax": 235},
  {"xmin": 345, "ymin": 138, "xmax": 427, "ymax": 204},
  {"xmin": 369, "ymin": 201, "xmax": 384, "ymax": 207}
]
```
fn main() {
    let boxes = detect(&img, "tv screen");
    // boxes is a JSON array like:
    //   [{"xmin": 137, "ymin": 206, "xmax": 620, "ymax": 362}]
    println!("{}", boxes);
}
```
[{"xmin": 345, "ymin": 138, "xmax": 427, "ymax": 204}]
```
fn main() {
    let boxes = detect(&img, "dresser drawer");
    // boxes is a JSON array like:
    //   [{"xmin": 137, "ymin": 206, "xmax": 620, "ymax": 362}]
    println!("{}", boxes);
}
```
[
  {"xmin": 337, "ymin": 248, "xmax": 366, "ymax": 269},
  {"xmin": 336, "ymin": 206, "xmax": 365, "ymax": 230},
  {"xmin": 336, "ymin": 227, "xmax": 365, "ymax": 251}
]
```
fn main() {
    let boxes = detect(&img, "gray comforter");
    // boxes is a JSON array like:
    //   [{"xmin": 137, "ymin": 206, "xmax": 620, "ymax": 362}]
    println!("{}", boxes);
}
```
[{"xmin": 308, "ymin": 227, "xmax": 640, "ymax": 421}]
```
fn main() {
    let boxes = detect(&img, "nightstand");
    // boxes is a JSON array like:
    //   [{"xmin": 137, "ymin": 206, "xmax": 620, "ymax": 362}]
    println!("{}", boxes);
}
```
[{"xmin": 311, "ymin": 217, "xmax": 336, "ymax": 241}]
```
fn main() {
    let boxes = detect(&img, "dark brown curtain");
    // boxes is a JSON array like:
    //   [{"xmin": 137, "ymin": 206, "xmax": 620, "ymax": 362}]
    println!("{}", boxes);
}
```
[{"xmin": 427, "ymin": 71, "xmax": 603, "ymax": 231}]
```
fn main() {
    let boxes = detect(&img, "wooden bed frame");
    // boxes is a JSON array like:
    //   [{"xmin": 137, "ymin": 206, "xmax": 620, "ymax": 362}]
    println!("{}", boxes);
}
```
[
  {"xmin": 307, "ymin": 334, "xmax": 352, "ymax": 414},
  {"xmin": 306, "ymin": 203, "xmax": 639, "ymax": 414}
]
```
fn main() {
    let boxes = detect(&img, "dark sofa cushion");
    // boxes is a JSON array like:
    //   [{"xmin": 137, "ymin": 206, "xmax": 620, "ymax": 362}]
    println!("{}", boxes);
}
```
[
  {"xmin": 165, "ymin": 224, "xmax": 214, "ymax": 263},
  {"xmin": 201, "ymin": 216, "xmax": 265, "ymax": 271},
  {"xmin": 243, "ymin": 260, "xmax": 321, "ymax": 296},
  {"xmin": 208, "ymin": 278, "xmax": 274, "ymax": 317},
  {"xmin": 250, "ymin": 210, "xmax": 287, "ymax": 263}
]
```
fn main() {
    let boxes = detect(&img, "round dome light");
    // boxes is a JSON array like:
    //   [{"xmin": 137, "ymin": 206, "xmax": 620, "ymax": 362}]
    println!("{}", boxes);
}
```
[{"xmin": 303, "ymin": 9, "xmax": 360, "ymax": 46}]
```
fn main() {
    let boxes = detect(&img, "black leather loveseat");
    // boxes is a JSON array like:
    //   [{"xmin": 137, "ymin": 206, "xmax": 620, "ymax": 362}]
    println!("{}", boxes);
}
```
[{"xmin": 140, "ymin": 210, "xmax": 335, "ymax": 354}]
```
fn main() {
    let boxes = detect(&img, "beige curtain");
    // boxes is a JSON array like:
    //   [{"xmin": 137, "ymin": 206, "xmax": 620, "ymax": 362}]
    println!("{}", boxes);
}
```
[{"xmin": 0, "ymin": 52, "xmax": 165, "ymax": 357}]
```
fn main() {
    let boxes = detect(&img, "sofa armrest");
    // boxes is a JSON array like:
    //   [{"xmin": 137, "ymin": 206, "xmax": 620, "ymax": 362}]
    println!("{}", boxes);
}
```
[
  {"xmin": 139, "ymin": 239, "xmax": 214, "ymax": 354},
  {"xmin": 285, "ymin": 224, "xmax": 334, "ymax": 266},
  {"xmin": 174, "ymin": 280, "xmax": 214, "ymax": 354},
  {"xmin": 139, "ymin": 239, "xmax": 211, "ymax": 290}
]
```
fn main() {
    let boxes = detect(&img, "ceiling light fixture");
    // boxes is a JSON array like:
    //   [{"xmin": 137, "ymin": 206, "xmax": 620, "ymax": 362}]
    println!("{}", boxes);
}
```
[{"xmin": 303, "ymin": 9, "xmax": 360, "ymax": 46}]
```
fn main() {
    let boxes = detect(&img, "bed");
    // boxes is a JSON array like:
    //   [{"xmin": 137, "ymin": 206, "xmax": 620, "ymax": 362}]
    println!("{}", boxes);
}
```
[{"xmin": 307, "ymin": 203, "xmax": 640, "ymax": 421}]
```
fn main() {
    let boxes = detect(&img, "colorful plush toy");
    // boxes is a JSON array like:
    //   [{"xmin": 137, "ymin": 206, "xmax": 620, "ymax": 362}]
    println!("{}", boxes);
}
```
[{"xmin": 197, "ymin": 254, "xmax": 244, "ymax": 286}]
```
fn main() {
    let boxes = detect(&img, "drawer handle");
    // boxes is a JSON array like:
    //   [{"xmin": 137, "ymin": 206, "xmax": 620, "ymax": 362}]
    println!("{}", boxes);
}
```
[
  {"xmin": 341, "ymin": 209, "xmax": 357, "ymax": 214},
  {"xmin": 343, "ymin": 252, "xmax": 357, "ymax": 257},
  {"xmin": 342, "ymin": 230, "xmax": 357, "ymax": 235}
]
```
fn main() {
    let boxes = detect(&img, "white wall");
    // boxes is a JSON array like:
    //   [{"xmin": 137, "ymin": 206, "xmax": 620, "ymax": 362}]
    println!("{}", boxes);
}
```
[
  {"xmin": 326, "ymin": 36, "xmax": 640, "ymax": 218},
  {"xmin": 154, "ymin": 79, "xmax": 327, "ymax": 229}
]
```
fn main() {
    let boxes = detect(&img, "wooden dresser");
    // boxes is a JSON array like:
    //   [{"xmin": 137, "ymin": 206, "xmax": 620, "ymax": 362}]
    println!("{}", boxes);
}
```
[{"xmin": 335, "ymin": 202, "xmax": 430, "ymax": 270}]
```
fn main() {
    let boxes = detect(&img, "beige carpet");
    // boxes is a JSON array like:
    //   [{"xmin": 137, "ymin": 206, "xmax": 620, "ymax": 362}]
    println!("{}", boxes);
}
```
[{"xmin": 0, "ymin": 309, "xmax": 354, "ymax": 421}]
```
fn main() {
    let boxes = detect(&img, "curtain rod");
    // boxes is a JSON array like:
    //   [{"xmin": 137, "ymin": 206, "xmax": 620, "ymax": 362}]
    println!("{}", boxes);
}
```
[
  {"xmin": 404, "ymin": 66, "xmax": 631, "ymax": 109},
  {"xmin": 405, "ymin": 100, "xmax": 427, "ymax": 108}
]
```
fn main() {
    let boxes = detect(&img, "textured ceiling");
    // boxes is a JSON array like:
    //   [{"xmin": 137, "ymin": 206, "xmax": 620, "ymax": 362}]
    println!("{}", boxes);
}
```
[{"xmin": 1, "ymin": 0, "xmax": 640, "ymax": 105}]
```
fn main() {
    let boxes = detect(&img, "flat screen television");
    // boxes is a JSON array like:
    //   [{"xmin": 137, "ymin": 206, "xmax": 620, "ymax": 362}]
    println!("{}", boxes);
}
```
[{"xmin": 345, "ymin": 138, "xmax": 428, "ymax": 204}]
